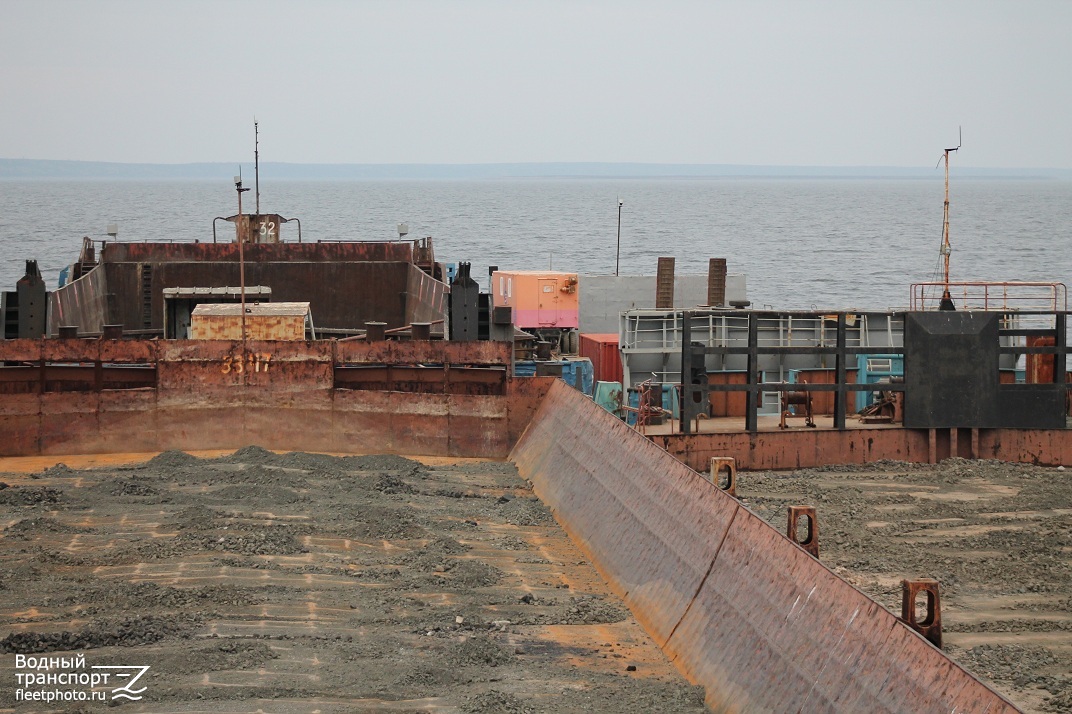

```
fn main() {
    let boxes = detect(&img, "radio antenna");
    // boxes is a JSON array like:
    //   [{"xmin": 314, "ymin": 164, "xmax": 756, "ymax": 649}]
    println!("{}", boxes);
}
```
[
  {"xmin": 937, "ymin": 126, "xmax": 961, "ymax": 311},
  {"xmin": 254, "ymin": 119, "xmax": 260, "ymax": 215}
]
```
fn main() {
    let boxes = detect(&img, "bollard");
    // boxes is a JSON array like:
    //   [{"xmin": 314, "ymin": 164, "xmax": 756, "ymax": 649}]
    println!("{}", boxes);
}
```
[
  {"xmin": 709, "ymin": 457, "xmax": 737, "ymax": 497},
  {"xmin": 364, "ymin": 321, "xmax": 387, "ymax": 342},
  {"xmin": 102, "ymin": 324, "xmax": 124, "ymax": 340},
  {"xmin": 901, "ymin": 579, "xmax": 942, "ymax": 649},
  {"xmin": 411, "ymin": 322, "xmax": 431, "ymax": 341},
  {"xmin": 787, "ymin": 506, "xmax": 819, "ymax": 558},
  {"xmin": 58, "ymin": 326, "xmax": 78, "ymax": 339}
]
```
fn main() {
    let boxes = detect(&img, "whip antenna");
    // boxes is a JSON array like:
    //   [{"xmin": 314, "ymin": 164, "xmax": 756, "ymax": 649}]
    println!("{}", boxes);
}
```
[{"xmin": 254, "ymin": 119, "xmax": 260, "ymax": 215}]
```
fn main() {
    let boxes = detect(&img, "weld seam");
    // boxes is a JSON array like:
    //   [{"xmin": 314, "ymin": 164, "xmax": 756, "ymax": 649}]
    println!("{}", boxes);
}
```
[{"xmin": 664, "ymin": 504, "xmax": 740, "ymax": 647}]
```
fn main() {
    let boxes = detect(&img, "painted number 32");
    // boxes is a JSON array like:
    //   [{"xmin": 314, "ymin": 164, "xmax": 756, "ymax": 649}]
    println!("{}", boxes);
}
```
[
  {"xmin": 258, "ymin": 221, "xmax": 276, "ymax": 240},
  {"xmin": 222, "ymin": 353, "xmax": 272, "ymax": 374}
]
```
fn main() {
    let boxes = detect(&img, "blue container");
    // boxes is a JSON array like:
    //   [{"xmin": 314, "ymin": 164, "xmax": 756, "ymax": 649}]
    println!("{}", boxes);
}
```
[
  {"xmin": 593, "ymin": 381, "xmax": 626, "ymax": 418},
  {"xmin": 855, "ymin": 354, "xmax": 904, "ymax": 412},
  {"xmin": 565, "ymin": 358, "xmax": 594, "ymax": 395},
  {"xmin": 625, "ymin": 384, "xmax": 680, "ymax": 426},
  {"xmin": 514, "ymin": 358, "xmax": 594, "ymax": 396}
]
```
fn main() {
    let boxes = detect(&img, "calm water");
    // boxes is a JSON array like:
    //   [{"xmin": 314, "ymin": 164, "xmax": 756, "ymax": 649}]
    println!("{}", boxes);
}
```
[{"xmin": 1, "ymin": 178, "xmax": 1069, "ymax": 311}]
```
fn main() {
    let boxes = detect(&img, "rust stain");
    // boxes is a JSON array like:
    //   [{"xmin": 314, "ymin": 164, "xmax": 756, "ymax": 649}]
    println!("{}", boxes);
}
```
[
  {"xmin": 510, "ymin": 380, "xmax": 1019, "ymax": 712},
  {"xmin": 190, "ymin": 311, "xmax": 307, "ymax": 341},
  {"xmin": 0, "ymin": 339, "xmax": 548, "ymax": 459},
  {"xmin": 656, "ymin": 426, "xmax": 1072, "ymax": 470}
]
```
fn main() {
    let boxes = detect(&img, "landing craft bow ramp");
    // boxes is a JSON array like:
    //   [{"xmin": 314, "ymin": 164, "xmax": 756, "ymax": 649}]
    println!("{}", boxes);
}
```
[{"xmin": 511, "ymin": 381, "xmax": 1018, "ymax": 713}]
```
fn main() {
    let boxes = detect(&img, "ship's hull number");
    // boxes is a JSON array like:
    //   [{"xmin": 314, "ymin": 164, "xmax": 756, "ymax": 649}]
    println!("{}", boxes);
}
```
[{"xmin": 222, "ymin": 353, "xmax": 272, "ymax": 374}]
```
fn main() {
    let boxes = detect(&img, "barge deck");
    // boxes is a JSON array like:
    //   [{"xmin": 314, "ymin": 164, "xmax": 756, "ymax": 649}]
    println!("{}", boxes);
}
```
[
  {"xmin": 1, "ymin": 335, "xmax": 1066, "ymax": 712},
  {"xmin": 0, "ymin": 450, "xmax": 704, "ymax": 713}
]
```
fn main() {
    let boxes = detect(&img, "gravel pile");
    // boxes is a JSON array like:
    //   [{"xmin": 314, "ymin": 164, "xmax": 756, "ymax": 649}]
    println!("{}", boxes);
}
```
[
  {"xmin": 0, "ymin": 448, "xmax": 707, "ymax": 712},
  {"xmin": 0, "ymin": 615, "xmax": 198, "ymax": 653}
]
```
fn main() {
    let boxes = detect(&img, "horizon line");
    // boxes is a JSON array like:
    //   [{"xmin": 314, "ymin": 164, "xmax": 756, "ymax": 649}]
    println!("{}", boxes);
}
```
[
  {"xmin": 2, "ymin": 157, "xmax": 1070, "ymax": 170},
  {"xmin": 2, "ymin": 158, "xmax": 1069, "ymax": 181}
]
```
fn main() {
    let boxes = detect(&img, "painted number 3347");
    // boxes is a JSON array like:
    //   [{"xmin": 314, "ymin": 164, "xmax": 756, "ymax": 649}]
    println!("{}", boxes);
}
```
[{"xmin": 221, "ymin": 353, "xmax": 272, "ymax": 374}]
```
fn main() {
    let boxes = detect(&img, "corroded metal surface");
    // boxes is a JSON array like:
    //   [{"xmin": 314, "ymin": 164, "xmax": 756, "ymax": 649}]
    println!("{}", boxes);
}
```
[
  {"xmin": 188, "ymin": 302, "xmax": 310, "ymax": 340},
  {"xmin": 656, "ymin": 257, "xmax": 675, "ymax": 309},
  {"xmin": 336, "ymin": 339, "xmax": 512, "ymax": 366},
  {"xmin": 47, "ymin": 241, "xmax": 447, "ymax": 335},
  {"xmin": 102, "ymin": 241, "xmax": 416, "ymax": 262},
  {"xmin": 657, "ymin": 425, "xmax": 1072, "ymax": 470},
  {"xmin": 406, "ymin": 263, "xmax": 449, "ymax": 325},
  {"xmin": 333, "ymin": 365, "xmax": 507, "ymax": 395},
  {"xmin": 0, "ymin": 339, "xmax": 533, "ymax": 457},
  {"xmin": 656, "ymin": 428, "xmax": 933, "ymax": 470},
  {"xmin": 2, "ymin": 337, "xmax": 1070, "ymax": 467},
  {"xmin": 510, "ymin": 380, "xmax": 1019, "ymax": 713},
  {"xmin": 2, "ymin": 334, "xmax": 1070, "ymax": 467},
  {"xmin": 48, "ymin": 263, "xmax": 108, "ymax": 336}
]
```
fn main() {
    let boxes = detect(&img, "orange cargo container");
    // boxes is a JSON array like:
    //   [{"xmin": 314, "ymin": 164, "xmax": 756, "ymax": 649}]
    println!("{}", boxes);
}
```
[
  {"xmin": 491, "ymin": 271, "xmax": 579, "ymax": 330},
  {"xmin": 790, "ymin": 367, "xmax": 858, "ymax": 415},
  {"xmin": 578, "ymin": 333, "xmax": 623, "ymax": 384},
  {"xmin": 707, "ymin": 371, "xmax": 749, "ymax": 417}
]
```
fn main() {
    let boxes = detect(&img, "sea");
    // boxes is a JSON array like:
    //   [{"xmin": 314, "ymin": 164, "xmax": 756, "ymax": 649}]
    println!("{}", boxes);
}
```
[{"xmin": 1, "ymin": 177, "xmax": 1069, "ymax": 312}]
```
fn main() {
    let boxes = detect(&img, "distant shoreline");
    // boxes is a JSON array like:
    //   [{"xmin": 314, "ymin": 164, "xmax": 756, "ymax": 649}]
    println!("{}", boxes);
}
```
[{"xmin": 1, "ymin": 159, "xmax": 1069, "ymax": 181}]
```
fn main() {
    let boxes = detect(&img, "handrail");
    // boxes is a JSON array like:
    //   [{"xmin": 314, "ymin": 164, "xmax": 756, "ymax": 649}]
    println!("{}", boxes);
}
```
[
  {"xmin": 676, "ymin": 309, "xmax": 1070, "ymax": 434},
  {"xmin": 910, "ymin": 281, "xmax": 1067, "ymax": 312}
]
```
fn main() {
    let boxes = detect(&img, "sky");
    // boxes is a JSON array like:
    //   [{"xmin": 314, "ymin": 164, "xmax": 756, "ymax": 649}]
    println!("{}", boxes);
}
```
[{"xmin": 1, "ymin": 0, "xmax": 1070, "ymax": 168}]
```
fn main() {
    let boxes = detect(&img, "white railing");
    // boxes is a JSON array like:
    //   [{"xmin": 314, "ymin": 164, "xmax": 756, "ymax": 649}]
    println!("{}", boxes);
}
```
[{"xmin": 910, "ymin": 281, "xmax": 1067, "ymax": 313}]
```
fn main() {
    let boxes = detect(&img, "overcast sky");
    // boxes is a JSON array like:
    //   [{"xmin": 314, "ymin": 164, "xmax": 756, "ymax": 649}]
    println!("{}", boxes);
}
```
[{"xmin": 2, "ymin": 0, "xmax": 1069, "ymax": 168}]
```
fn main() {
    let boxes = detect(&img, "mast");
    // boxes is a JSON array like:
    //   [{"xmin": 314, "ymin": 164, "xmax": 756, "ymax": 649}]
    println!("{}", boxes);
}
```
[
  {"xmin": 938, "ymin": 128, "xmax": 961, "ymax": 311},
  {"xmin": 615, "ymin": 197, "xmax": 623, "ymax": 277},
  {"xmin": 254, "ymin": 119, "xmax": 260, "ymax": 215},
  {"xmin": 235, "ymin": 171, "xmax": 250, "ymax": 342}
]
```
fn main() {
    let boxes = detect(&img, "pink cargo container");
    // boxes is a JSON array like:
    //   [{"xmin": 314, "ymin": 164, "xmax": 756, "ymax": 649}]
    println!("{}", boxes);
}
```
[{"xmin": 491, "ymin": 271, "xmax": 579, "ymax": 330}]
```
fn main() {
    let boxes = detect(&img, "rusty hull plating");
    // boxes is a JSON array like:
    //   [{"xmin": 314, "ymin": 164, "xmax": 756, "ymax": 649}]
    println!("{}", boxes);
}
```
[
  {"xmin": 0, "ymin": 338, "xmax": 524, "ymax": 457},
  {"xmin": 510, "ymin": 380, "xmax": 1018, "ymax": 713},
  {"xmin": 48, "ymin": 240, "xmax": 447, "ymax": 337}
]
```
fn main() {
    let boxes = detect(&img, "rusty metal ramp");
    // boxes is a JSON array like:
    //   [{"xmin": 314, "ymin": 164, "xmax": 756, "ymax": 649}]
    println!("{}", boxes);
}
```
[{"xmin": 510, "ymin": 379, "xmax": 1019, "ymax": 713}]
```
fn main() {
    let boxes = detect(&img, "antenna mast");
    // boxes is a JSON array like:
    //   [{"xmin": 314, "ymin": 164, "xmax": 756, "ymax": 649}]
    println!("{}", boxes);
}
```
[
  {"xmin": 254, "ymin": 119, "xmax": 260, "ymax": 215},
  {"xmin": 938, "ymin": 127, "xmax": 961, "ymax": 310},
  {"xmin": 234, "ymin": 170, "xmax": 251, "ymax": 343}
]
